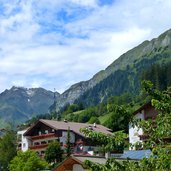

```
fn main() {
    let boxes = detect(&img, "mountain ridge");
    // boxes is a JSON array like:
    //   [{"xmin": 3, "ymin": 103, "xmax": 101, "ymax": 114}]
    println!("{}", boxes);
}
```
[
  {"xmin": 1, "ymin": 28, "xmax": 171, "ymax": 126},
  {"xmin": 54, "ymin": 28, "xmax": 171, "ymax": 110},
  {"xmin": 0, "ymin": 86, "xmax": 60, "ymax": 128}
]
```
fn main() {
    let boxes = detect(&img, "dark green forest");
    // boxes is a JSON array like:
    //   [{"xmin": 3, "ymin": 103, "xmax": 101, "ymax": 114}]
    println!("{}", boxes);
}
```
[
  {"xmin": 57, "ymin": 62, "xmax": 171, "ymax": 131},
  {"xmin": 74, "ymin": 56, "xmax": 171, "ymax": 108}
]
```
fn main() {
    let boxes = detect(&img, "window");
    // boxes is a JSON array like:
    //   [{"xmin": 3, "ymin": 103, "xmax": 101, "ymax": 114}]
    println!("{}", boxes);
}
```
[
  {"xmin": 34, "ymin": 142, "xmax": 40, "ymax": 145},
  {"xmin": 41, "ymin": 141, "xmax": 47, "ymax": 144},
  {"xmin": 41, "ymin": 151, "xmax": 45, "ymax": 155},
  {"xmin": 23, "ymin": 143, "xmax": 26, "ymax": 148}
]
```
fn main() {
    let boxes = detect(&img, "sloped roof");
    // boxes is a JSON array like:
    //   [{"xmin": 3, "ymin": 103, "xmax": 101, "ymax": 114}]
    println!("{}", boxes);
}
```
[
  {"xmin": 119, "ymin": 150, "xmax": 151, "ymax": 160},
  {"xmin": 74, "ymin": 155, "xmax": 107, "ymax": 164},
  {"xmin": 24, "ymin": 119, "xmax": 112, "ymax": 137},
  {"xmin": 52, "ymin": 155, "xmax": 107, "ymax": 171},
  {"xmin": 133, "ymin": 102, "xmax": 152, "ymax": 115}
]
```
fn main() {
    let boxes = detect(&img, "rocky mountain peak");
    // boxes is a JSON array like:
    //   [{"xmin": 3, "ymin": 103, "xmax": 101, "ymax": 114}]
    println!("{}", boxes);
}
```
[{"xmin": 0, "ymin": 86, "xmax": 60, "ymax": 128}]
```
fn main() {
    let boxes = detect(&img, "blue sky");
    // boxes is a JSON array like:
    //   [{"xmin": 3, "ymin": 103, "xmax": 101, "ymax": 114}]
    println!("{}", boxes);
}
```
[{"xmin": 0, "ymin": 0, "xmax": 171, "ymax": 93}]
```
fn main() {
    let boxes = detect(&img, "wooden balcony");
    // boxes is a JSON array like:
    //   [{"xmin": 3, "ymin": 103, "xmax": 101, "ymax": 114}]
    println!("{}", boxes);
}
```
[
  {"xmin": 76, "ymin": 139, "xmax": 85, "ymax": 145},
  {"xmin": 163, "ymin": 137, "xmax": 171, "ymax": 143},
  {"xmin": 30, "ymin": 144, "xmax": 48, "ymax": 150},
  {"xmin": 139, "ymin": 134, "xmax": 149, "ymax": 141},
  {"xmin": 139, "ymin": 135, "xmax": 171, "ymax": 143},
  {"xmin": 31, "ymin": 133, "xmax": 56, "ymax": 140}
]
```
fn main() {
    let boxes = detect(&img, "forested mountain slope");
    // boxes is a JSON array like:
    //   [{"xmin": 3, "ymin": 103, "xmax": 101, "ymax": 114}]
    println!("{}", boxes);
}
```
[{"xmin": 54, "ymin": 29, "xmax": 171, "ymax": 110}]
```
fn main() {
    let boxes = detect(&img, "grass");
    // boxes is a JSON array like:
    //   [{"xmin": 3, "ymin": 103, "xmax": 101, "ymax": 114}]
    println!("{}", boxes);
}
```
[
  {"xmin": 98, "ymin": 112, "xmax": 113, "ymax": 125},
  {"xmin": 72, "ymin": 110, "xmax": 85, "ymax": 115}
]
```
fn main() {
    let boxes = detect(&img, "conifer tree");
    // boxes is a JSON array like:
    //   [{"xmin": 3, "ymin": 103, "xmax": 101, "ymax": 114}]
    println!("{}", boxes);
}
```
[{"xmin": 65, "ymin": 127, "xmax": 72, "ymax": 157}]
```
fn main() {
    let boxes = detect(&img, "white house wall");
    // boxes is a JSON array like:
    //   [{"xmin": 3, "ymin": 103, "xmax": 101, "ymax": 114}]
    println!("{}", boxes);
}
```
[
  {"xmin": 129, "ymin": 110, "xmax": 144, "ymax": 150},
  {"xmin": 17, "ymin": 130, "xmax": 29, "ymax": 152},
  {"xmin": 60, "ymin": 131, "xmax": 75, "ymax": 146}
]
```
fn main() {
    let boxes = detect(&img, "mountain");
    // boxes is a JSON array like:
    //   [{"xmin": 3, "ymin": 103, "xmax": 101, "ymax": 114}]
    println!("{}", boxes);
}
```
[
  {"xmin": 54, "ymin": 28, "xmax": 171, "ymax": 110},
  {"xmin": 0, "ymin": 86, "xmax": 60, "ymax": 128},
  {"xmin": 1, "ymin": 29, "xmax": 171, "ymax": 126}
]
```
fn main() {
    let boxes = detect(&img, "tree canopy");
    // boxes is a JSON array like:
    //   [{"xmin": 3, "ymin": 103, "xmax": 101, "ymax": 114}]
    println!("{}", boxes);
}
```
[
  {"xmin": 9, "ymin": 150, "xmax": 48, "ymax": 171},
  {"xmin": 45, "ymin": 141, "xmax": 63, "ymax": 166},
  {"xmin": 0, "ymin": 129, "xmax": 17, "ymax": 171},
  {"xmin": 82, "ymin": 81, "xmax": 171, "ymax": 171},
  {"xmin": 65, "ymin": 127, "xmax": 72, "ymax": 157}
]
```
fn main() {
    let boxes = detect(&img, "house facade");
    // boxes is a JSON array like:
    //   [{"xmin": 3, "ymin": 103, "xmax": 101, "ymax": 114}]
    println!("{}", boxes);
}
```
[
  {"xmin": 129, "ymin": 102, "xmax": 158, "ymax": 150},
  {"xmin": 18, "ymin": 119, "xmax": 112, "ymax": 156},
  {"xmin": 17, "ymin": 129, "xmax": 30, "ymax": 152}
]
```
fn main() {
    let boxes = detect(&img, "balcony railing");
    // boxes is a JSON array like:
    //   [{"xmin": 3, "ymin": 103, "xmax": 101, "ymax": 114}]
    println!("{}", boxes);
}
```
[
  {"xmin": 139, "ymin": 135, "xmax": 171, "ymax": 143},
  {"xmin": 31, "ymin": 133, "xmax": 56, "ymax": 140},
  {"xmin": 74, "ymin": 146, "xmax": 99, "ymax": 153},
  {"xmin": 163, "ymin": 137, "xmax": 171, "ymax": 143},
  {"xmin": 139, "ymin": 134, "xmax": 149, "ymax": 141},
  {"xmin": 30, "ymin": 144, "xmax": 48, "ymax": 150}
]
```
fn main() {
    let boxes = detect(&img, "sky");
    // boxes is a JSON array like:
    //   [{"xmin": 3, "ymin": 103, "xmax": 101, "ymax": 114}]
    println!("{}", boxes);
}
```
[{"xmin": 0, "ymin": 0, "xmax": 171, "ymax": 94}]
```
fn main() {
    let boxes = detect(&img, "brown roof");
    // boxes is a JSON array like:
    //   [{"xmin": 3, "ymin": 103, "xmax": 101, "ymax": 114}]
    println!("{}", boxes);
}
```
[
  {"xmin": 133, "ymin": 102, "xmax": 152, "ymax": 115},
  {"xmin": 53, "ymin": 157, "xmax": 83, "ymax": 171},
  {"xmin": 24, "ymin": 119, "xmax": 112, "ymax": 137}
]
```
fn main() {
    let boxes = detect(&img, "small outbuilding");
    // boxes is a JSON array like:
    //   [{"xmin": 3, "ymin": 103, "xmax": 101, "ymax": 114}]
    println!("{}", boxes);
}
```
[{"xmin": 53, "ymin": 155, "xmax": 107, "ymax": 171}]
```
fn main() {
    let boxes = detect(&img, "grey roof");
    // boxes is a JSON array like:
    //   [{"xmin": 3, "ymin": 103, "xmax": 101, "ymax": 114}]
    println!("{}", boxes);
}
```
[
  {"xmin": 73, "ymin": 155, "xmax": 107, "ymax": 164},
  {"xmin": 24, "ymin": 119, "xmax": 112, "ymax": 137},
  {"xmin": 118, "ymin": 150, "xmax": 151, "ymax": 160}
]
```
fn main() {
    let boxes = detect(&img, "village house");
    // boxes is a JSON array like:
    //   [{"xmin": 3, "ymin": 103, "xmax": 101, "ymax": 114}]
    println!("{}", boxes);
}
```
[
  {"xmin": 17, "ymin": 119, "xmax": 112, "ymax": 156},
  {"xmin": 17, "ymin": 128, "xmax": 29, "ymax": 152},
  {"xmin": 129, "ymin": 102, "xmax": 158, "ymax": 150},
  {"xmin": 52, "ymin": 155, "xmax": 107, "ymax": 171},
  {"xmin": 52, "ymin": 150, "xmax": 152, "ymax": 171}
]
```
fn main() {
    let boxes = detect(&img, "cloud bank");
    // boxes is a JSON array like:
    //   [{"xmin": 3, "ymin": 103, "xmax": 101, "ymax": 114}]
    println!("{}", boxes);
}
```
[{"xmin": 0, "ymin": 0, "xmax": 171, "ymax": 93}]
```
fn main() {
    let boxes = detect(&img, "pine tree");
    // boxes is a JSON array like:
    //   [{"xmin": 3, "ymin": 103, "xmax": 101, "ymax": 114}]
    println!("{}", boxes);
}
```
[{"xmin": 65, "ymin": 127, "xmax": 72, "ymax": 157}]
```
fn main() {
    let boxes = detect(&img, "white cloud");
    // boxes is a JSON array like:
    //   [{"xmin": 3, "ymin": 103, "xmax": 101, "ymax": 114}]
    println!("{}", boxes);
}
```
[
  {"xmin": 0, "ymin": 0, "xmax": 171, "ymax": 93},
  {"xmin": 69, "ymin": 0, "xmax": 97, "ymax": 7}
]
